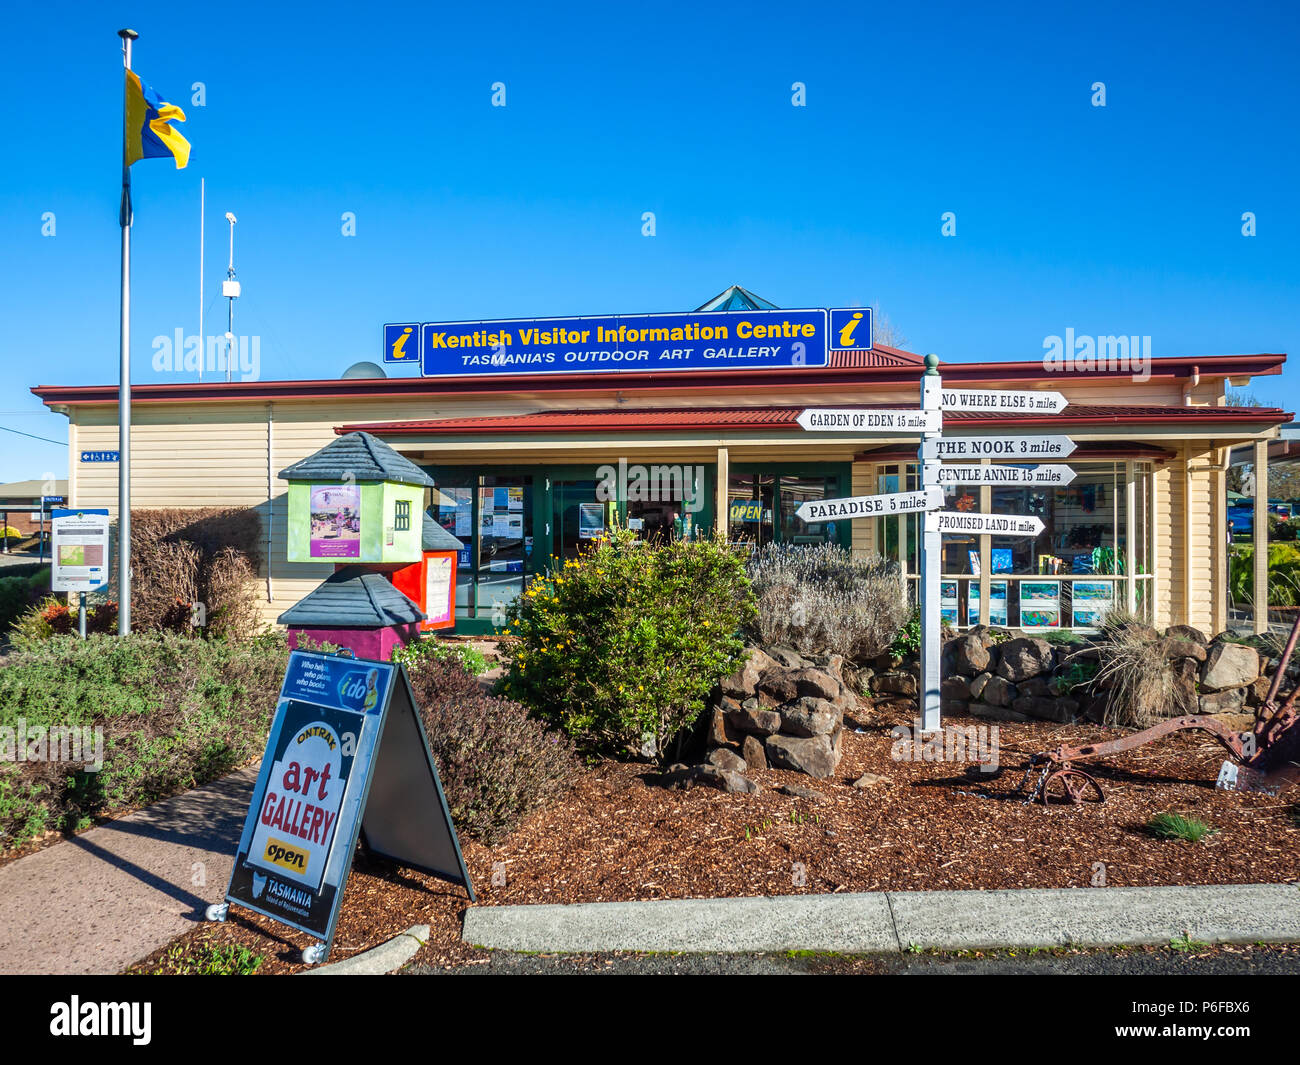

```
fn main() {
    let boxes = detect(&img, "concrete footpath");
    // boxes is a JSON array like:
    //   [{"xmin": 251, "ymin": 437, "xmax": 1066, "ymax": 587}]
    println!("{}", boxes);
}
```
[
  {"xmin": 0, "ymin": 767, "xmax": 256, "ymax": 975},
  {"xmin": 462, "ymin": 883, "xmax": 1300, "ymax": 955}
]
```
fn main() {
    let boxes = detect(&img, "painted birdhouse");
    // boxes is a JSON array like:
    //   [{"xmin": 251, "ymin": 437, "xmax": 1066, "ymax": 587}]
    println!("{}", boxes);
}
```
[
  {"xmin": 280, "ymin": 431, "xmax": 434, "ymax": 564},
  {"xmin": 277, "ymin": 566, "xmax": 425, "ymax": 660},
  {"xmin": 390, "ymin": 513, "xmax": 464, "ymax": 632}
]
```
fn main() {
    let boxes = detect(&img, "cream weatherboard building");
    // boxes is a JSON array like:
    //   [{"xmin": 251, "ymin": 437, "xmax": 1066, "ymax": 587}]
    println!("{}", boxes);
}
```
[{"xmin": 34, "ymin": 291, "xmax": 1291, "ymax": 637}]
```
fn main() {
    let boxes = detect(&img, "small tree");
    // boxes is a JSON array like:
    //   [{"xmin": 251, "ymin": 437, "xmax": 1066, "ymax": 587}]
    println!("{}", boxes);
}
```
[{"xmin": 501, "ymin": 527, "xmax": 756, "ymax": 765}]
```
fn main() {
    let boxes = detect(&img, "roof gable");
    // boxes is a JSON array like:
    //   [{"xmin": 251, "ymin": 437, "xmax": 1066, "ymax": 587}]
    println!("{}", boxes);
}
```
[{"xmin": 278, "ymin": 430, "xmax": 434, "ymax": 487}]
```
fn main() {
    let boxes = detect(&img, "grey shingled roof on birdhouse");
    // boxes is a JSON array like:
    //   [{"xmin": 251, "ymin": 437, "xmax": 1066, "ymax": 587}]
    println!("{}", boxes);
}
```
[
  {"xmin": 422, "ymin": 512, "xmax": 464, "ymax": 552},
  {"xmin": 278, "ymin": 431, "xmax": 435, "ymax": 488},
  {"xmin": 277, "ymin": 567, "xmax": 425, "ymax": 627}
]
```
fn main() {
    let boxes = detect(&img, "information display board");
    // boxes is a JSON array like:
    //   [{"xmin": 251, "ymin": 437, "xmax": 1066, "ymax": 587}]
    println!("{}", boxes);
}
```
[
  {"xmin": 49, "ymin": 509, "xmax": 110, "ymax": 593},
  {"xmin": 222, "ymin": 650, "xmax": 473, "ymax": 957}
]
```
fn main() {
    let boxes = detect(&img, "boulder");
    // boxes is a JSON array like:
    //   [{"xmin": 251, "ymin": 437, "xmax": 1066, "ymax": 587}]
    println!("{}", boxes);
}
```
[
  {"xmin": 719, "ymin": 647, "xmax": 777, "ymax": 699},
  {"xmin": 1199, "ymin": 687, "xmax": 1246, "ymax": 714},
  {"xmin": 708, "ymin": 748, "xmax": 748, "ymax": 773},
  {"xmin": 1171, "ymin": 657, "xmax": 1200, "ymax": 712},
  {"xmin": 852, "ymin": 772, "xmax": 889, "ymax": 788},
  {"xmin": 778, "ymin": 697, "xmax": 840, "ymax": 737},
  {"xmin": 696, "ymin": 765, "xmax": 759, "ymax": 794},
  {"xmin": 948, "ymin": 634, "xmax": 991, "ymax": 676},
  {"xmin": 788, "ymin": 668, "xmax": 841, "ymax": 702},
  {"xmin": 941, "ymin": 698, "xmax": 970, "ymax": 716},
  {"xmin": 777, "ymin": 783, "xmax": 831, "ymax": 803},
  {"xmin": 874, "ymin": 671, "xmax": 919, "ymax": 697},
  {"xmin": 1016, "ymin": 677, "xmax": 1054, "ymax": 698},
  {"xmin": 1160, "ymin": 637, "xmax": 1207, "ymax": 662},
  {"xmin": 755, "ymin": 668, "xmax": 800, "ymax": 704},
  {"xmin": 742, "ymin": 734, "xmax": 768, "ymax": 771},
  {"xmin": 767, "ymin": 646, "xmax": 811, "ymax": 669},
  {"xmin": 1246, "ymin": 675, "xmax": 1273, "ymax": 707},
  {"xmin": 726, "ymin": 705, "xmax": 783, "ymax": 735},
  {"xmin": 941, "ymin": 676, "xmax": 971, "ymax": 701},
  {"xmin": 967, "ymin": 702, "xmax": 1033, "ymax": 723},
  {"xmin": 765, "ymin": 733, "xmax": 841, "ymax": 778},
  {"xmin": 709, "ymin": 708, "xmax": 742, "ymax": 747},
  {"xmin": 969, "ymin": 672, "xmax": 993, "ymax": 701},
  {"xmin": 1165, "ymin": 624, "xmax": 1208, "ymax": 645},
  {"xmin": 995, "ymin": 638, "xmax": 1055, "ymax": 682},
  {"xmin": 1082, "ymin": 694, "xmax": 1110, "ymax": 723},
  {"xmin": 1209, "ymin": 710, "xmax": 1254, "ymax": 731},
  {"xmin": 1012, "ymin": 695, "xmax": 1079, "ymax": 723},
  {"xmin": 982, "ymin": 675, "xmax": 1017, "ymax": 707},
  {"xmin": 1201, "ymin": 643, "xmax": 1260, "ymax": 692}
]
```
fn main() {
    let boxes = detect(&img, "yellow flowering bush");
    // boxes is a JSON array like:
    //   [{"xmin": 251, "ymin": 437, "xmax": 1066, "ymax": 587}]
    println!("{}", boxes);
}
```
[{"xmin": 500, "ymin": 527, "xmax": 755, "ymax": 765}]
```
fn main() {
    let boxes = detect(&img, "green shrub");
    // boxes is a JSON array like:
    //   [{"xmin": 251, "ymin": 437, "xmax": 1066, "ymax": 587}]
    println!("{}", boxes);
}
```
[
  {"xmin": 1146, "ymin": 812, "xmax": 1216, "ymax": 843},
  {"xmin": 745, "ymin": 542, "xmax": 907, "ymax": 662},
  {"xmin": 890, "ymin": 609, "xmax": 922, "ymax": 658},
  {"xmin": 501, "ymin": 527, "xmax": 755, "ymax": 764},
  {"xmin": 404, "ymin": 651, "xmax": 578, "ymax": 844},
  {"xmin": 391, "ymin": 635, "xmax": 489, "ymax": 676},
  {"xmin": 0, "ymin": 631, "xmax": 287, "ymax": 851}
]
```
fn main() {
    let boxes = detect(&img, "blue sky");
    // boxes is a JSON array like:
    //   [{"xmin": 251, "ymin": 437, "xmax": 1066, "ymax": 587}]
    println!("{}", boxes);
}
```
[{"xmin": 2, "ymin": 0, "xmax": 1298, "ymax": 483}]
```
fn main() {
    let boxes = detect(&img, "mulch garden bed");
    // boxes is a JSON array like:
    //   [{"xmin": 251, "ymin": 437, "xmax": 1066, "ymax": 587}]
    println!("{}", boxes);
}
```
[{"xmin": 128, "ymin": 701, "xmax": 1300, "ymax": 974}]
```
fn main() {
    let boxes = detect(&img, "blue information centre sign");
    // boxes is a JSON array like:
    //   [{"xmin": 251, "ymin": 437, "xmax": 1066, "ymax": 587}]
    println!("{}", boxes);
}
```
[{"xmin": 404, "ymin": 308, "xmax": 829, "ymax": 378}]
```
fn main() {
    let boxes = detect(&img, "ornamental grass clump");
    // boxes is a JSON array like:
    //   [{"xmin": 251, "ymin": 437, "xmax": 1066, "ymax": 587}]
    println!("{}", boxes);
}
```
[
  {"xmin": 745, "ymin": 542, "xmax": 907, "ymax": 663},
  {"xmin": 1092, "ymin": 609, "xmax": 1187, "ymax": 728},
  {"xmin": 501, "ymin": 527, "xmax": 756, "ymax": 765}
]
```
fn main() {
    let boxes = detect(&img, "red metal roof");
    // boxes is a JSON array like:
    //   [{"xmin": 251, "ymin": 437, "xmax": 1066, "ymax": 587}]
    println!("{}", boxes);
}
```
[
  {"xmin": 338, "ymin": 403, "xmax": 1292, "ymax": 437},
  {"xmin": 31, "ymin": 350, "xmax": 1285, "ymax": 407}
]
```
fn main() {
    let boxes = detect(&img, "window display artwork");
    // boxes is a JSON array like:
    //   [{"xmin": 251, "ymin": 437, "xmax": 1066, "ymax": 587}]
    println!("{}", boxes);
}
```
[
  {"xmin": 967, "ymin": 581, "xmax": 1008, "ymax": 626},
  {"xmin": 309, "ymin": 484, "xmax": 361, "ymax": 558},
  {"xmin": 940, "ymin": 580, "xmax": 959, "ymax": 626},
  {"xmin": 1019, "ymin": 580, "xmax": 1061, "ymax": 628},
  {"xmin": 1071, "ymin": 580, "xmax": 1115, "ymax": 627}
]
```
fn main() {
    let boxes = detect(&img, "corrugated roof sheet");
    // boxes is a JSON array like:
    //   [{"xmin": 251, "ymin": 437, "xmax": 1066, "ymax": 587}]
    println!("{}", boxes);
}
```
[
  {"xmin": 340, "ymin": 403, "xmax": 1291, "ymax": 437},
  {"xmin": 278, "ymin": 430, "xmax": 435, "ymax": 486},
  {"xmin": 277, "ymin": 567, "xmax": 425, "ymax": 627}
]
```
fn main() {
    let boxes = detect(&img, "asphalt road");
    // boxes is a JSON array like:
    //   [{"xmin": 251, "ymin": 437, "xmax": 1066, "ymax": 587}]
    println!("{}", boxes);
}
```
[{"xmin": 407, "ymin": 942, "xmax": 1300, "ymax": 975}]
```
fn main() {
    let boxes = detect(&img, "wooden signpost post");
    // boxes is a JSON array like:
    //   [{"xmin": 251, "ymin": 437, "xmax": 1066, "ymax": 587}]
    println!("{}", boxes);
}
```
[{"xmin": 797, "ymin": 357, "xmax": 1073, "ymax": 732}]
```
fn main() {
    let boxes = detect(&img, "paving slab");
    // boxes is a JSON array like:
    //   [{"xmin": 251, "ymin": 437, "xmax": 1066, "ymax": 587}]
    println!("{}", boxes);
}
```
[
  {"xmin": 462, "ymin": 892, "xmax": 899, "ymax": 954},
  {"xmin": 887, "ymin": 883, "xmax": 1300, "ymax": 950},
  {"xmin": 0, "ymin": 766, "xmax": 257, "ymax": 975},
  {"xmin": 463, "ymin": 883, "xmax": 1300, "ymax": 955}
]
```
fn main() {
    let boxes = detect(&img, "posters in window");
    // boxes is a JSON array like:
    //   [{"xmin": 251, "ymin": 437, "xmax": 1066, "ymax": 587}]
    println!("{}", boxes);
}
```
[
  {"xmin": 1020, "ymin": 580, "xmax": 1061, "ymax": 628},
  {"xmin": 1071, "ymin": 580, "xmax": 1114, "ymax": 628}
]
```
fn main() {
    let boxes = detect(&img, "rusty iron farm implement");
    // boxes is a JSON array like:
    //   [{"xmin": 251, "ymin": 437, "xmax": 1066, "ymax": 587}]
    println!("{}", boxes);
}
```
[{"xmin": 1019, "ymin": 617, "xmax": 1300, "ymax": 805}]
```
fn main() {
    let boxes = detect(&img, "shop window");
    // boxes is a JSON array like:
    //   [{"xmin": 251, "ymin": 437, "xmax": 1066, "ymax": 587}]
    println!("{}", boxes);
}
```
[
  {"xmin": 728, "ymin": 473, "xmax": 843, "ymax": 546},
  {"xmin": 424, "ymin": 472, "xmax": 533, "ymax": 620},
  {"xmin": 729, "ymin": 474, "xmax": 774, "ymax": 545},
  {"xmin": 881, "ymin": 460, "xmax": 1154, "ymax": 629}
]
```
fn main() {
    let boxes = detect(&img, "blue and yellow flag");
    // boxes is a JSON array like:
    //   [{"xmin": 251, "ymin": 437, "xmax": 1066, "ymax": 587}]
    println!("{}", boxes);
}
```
[{"xmin": 125, "ymin": 70, "xmax": 190, "ymax": 168}]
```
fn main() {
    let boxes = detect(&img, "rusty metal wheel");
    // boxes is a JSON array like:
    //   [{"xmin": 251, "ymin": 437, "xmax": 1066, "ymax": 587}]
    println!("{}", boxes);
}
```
[{"xmin": 1039, "ymin": 767, "xmax": 1105, "ymax": 806}]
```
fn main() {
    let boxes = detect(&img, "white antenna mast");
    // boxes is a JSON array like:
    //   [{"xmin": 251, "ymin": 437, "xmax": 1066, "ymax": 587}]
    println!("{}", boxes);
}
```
[
  {"xmin": 198, "ymin": 178, "xmax": 204, "ymax": 381},
  {"xmin": 222, "ymin": 211, "xmax": 240, "ymax": 383}
]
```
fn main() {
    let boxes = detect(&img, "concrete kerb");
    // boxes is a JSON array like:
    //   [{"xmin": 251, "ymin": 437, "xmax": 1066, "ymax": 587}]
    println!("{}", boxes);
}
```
[
  {"xmin": 303, "ymin": 924, "xmax": 429, "ymax": 975},
  {"xmin": 461, "ymin": 883, "xmax": 1300, "ymax": 955}
]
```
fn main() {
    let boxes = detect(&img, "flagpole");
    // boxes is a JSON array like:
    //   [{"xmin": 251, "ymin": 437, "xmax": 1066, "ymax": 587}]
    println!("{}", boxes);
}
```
[{"xmin": 117, "ymin": 27, "xmax": 137, "ymax": 635}]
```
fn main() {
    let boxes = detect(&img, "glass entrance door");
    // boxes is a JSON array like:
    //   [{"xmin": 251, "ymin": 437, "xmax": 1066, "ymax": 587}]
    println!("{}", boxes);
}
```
[{"xmin": 551, "ymin": 480, "xmax": 607, "ymax": 564}]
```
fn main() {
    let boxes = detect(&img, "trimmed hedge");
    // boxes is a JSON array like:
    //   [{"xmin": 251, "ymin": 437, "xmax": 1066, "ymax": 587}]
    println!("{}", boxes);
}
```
[
  {"xmin": 404, "ymin": 651, "xmax": 578, "ymax": 845},
  {"xmin": 0, "ymin": 632, "xmax": 287, "ymax": 850}
]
